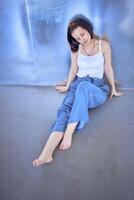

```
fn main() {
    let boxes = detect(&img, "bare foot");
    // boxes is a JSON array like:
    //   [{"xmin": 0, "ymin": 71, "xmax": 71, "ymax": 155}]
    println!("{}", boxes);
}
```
[
  {"xmin": 32, "ymin": 153, "xmax": 53, "ymax": 167},
  {"xmin": 59, "ymin": 134, "xmax": 72, "ymax": 150}
]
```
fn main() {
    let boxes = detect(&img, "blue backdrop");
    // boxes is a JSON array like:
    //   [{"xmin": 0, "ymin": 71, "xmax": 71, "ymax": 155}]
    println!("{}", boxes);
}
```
[{"xmin": 0, "ymin": 0, "xmax": 134, "ymax": 87}]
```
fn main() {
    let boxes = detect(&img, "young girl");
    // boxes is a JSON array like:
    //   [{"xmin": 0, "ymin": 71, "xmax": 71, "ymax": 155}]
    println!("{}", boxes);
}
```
[{"xmin": 32, "ymin": 14, "xmax": 123, "ymax": 167}]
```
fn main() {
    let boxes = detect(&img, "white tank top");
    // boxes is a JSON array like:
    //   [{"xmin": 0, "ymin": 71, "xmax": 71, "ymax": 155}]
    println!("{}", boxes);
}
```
[{"xmin": 77, "ymin": 39, "xmax": 104, "ymax": 79}]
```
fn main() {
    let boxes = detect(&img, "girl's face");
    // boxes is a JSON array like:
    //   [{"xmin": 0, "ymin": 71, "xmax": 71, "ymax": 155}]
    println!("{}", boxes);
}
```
[{"xmin": 71, "ymin": 26, "xmax": 91, "ymax": 45}]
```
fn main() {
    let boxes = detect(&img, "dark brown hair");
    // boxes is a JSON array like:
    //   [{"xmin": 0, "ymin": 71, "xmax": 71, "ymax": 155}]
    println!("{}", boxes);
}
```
[{"xmin": 67, "ymin": 14, "xmax": 94, "ymax": 53}]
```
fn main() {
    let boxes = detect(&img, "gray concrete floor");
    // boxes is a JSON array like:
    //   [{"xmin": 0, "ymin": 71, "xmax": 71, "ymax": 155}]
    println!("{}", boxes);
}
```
[{"xmin": 0, "ymin": 86, "xmax": 134, "ymax": 200}]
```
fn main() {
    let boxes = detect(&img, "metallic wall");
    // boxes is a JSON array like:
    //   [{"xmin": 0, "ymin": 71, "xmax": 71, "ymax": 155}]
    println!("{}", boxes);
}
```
[{"xmin": 0, "ymin": 0, "xmax": 134, "ymax": 87}]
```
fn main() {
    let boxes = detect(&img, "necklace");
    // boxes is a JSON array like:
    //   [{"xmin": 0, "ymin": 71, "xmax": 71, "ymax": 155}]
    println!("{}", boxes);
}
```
[{"xmin": 82, "ymin": 39, "xmax": 95, "ymax": 56}]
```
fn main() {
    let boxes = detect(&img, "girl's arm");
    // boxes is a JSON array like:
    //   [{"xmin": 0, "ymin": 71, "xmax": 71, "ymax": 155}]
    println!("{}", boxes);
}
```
[
  {"xmin": 55, "ymin": 51, "xmax": 78, "ymax": 92},
  {"xmin": 102, "ymin": 40, "xmax": 123, "ymax": 99}
]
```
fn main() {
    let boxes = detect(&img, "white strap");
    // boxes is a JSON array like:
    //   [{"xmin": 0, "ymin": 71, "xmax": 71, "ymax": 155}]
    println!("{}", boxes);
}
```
[
  {"xmin": 99, "ymin": 39, "xmax": 102, "ymax": 53},
  {"xmin": 78, "ymin": 44, "xmax": 81, "ymax": 53}
]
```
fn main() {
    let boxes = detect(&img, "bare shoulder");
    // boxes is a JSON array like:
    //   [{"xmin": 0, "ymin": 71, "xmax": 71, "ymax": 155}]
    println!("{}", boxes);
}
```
[
  {"xmin": 101, "ymin": 39, "xmax": 111, "ymax": 54},
  {"xmin": 71, "ymin": 49, "xmax": 79, "ymax": 56}
]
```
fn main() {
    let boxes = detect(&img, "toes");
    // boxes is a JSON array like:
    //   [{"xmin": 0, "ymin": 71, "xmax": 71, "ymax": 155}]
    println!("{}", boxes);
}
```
[
  {"xmin": 59, "ymin": 139, "xmax": 72, "ymax": 150},
  {"xmin": 60, "ymin": 143, "xmax": 67, "ymax": 150},
  {"xmin": 59, "ymin": 143, "xmax": 64, "ymax": 150},
  {"xmin": 32, "ymin": 159, "xmax": 42, "ymax": 166},
  {"xmin": 63, "ymin": 145, "xmax": 68, "ymax": 150},
  {"xmin": 60, "ymin": 144, "xmax": 70, "ymax": 150},
  {"xmin": 32, "ymin": 159, "xmax": 37, "ymax": 165},
  {"xmin": 33, "ymin": 157, "xmax": 53, "ymax": 166},
  {"xmin": 64, "ymin": 144, "xmax": 71, "ymax": 150}
]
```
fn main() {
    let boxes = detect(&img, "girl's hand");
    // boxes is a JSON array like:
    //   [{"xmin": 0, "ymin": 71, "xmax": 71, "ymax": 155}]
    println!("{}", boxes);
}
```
[
  {"xmin": 110, "ymin": 89, "xmax": 123, "ymax": 99},
  {"xmin": 55, "ymin": 80, "xmax": 67, "ymax": 86},
  {"xmin": 54, "ymin": 85, "xmax": 68, "ymax": 93}
]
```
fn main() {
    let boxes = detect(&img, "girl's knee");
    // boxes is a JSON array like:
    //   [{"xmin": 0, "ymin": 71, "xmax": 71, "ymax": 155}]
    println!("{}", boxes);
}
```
[
  {"xmin": 88, "ymin": 92, "xmax": 107, "ymax": 108},
  {"xmin": 51, "ymin": 131, "xmax": 64, "ymax": 135},
  {"xmin": 76, "ymin": 81, "xmax": 94, "ymax": 94}
]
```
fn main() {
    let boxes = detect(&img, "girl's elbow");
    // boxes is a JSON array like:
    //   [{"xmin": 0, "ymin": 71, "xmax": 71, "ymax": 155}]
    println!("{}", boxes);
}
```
[
  {"xmin": 71, "ymin": 66, "xmax": 78, "ymax": 74},
  {"xmin": 104, "ymin": 67, "xmax": 113, "ymax": 74}
]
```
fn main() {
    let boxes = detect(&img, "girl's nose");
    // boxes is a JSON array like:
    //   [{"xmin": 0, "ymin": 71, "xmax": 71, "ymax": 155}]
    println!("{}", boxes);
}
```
[{"xmin": 81, "ymin": 37, "xmax": 84, "ymax": 43}]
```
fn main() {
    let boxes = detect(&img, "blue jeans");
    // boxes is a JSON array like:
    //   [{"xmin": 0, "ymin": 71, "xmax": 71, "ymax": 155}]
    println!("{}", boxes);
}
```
[{"xmin": 49, "ymin": 75, "xmax": 109, "ymax": 133}]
